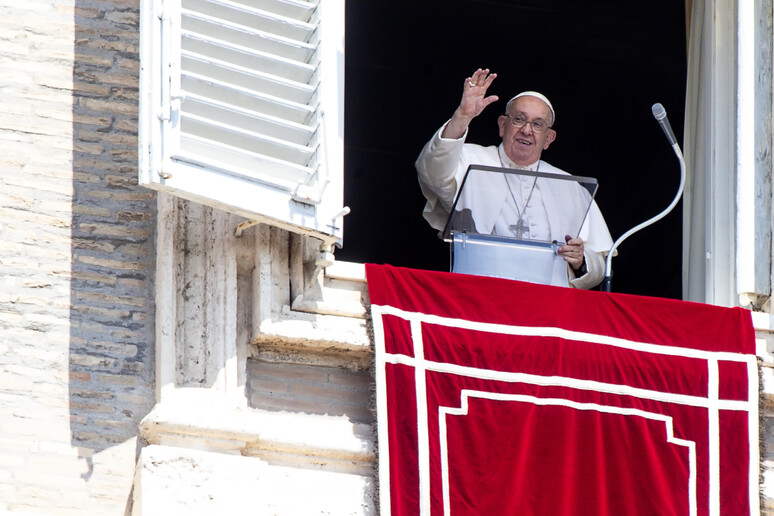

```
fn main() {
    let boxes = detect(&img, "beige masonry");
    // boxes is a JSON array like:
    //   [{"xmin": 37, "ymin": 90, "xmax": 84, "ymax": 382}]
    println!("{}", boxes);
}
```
[{"xmin": 1, "ymin": 1, "xmax": 376, "ymax": 513}]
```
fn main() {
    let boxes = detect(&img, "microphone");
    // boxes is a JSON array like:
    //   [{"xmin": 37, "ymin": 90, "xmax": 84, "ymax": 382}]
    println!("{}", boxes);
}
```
[
  {"xmin": 651, "ymin": 103, "xmax": 677, "ymax": 146},
  {"xmin": 603, "ymin": 102, "xmax": 686, "ymax": 292}
]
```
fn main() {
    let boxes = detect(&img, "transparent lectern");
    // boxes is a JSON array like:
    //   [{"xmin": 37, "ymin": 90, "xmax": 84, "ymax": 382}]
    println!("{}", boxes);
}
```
[{"xmin": 442, "ymin": 165, "xmax": 598, "ymax": 287}]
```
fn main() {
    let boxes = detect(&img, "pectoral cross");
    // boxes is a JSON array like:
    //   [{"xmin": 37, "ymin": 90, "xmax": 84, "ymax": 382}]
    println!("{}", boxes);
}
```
[{"xmin": 510, "ymin": 218, "xmax": 529, "ymax": 239}]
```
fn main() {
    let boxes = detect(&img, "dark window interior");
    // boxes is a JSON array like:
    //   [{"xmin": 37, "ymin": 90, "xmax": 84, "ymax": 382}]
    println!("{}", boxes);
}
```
[{"xmin": 340, "ymin": 0, "xmax": 687, "ymax": 299}]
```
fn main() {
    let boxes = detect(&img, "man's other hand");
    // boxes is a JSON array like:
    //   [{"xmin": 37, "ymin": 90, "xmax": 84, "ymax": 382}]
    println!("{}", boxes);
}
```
[{"xmin": 558, "ymin": 235, "xmax": 585, "ymax": 272}]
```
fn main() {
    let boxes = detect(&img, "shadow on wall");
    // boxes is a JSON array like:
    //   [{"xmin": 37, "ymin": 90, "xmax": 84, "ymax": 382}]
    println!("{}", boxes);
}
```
[{"xmin": 69, "ymin": 0, "xmax": 156, "ymax": 501}]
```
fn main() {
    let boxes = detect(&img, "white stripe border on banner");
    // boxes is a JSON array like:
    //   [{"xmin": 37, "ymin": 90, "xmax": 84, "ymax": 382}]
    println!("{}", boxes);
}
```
[{"xmin": 438, "ymin": 390, "xmax": 698, "ymax": 516}]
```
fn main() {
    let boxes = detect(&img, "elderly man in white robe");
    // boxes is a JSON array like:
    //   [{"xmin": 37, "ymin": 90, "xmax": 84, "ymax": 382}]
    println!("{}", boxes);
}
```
[{"xmin": 416, "ymin": 68, "xmax": 613, "ymax": 289}]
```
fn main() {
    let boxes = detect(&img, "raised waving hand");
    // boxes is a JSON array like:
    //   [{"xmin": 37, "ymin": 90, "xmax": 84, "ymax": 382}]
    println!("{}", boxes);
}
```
[{"xmin": 442, "ymin": 68, "xmax": 499, "ymax": 139}]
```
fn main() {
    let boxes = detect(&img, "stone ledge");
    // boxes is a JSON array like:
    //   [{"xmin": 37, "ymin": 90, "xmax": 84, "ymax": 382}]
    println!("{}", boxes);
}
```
[
  {"xmin": 139, "ymin": 388, "xmax": 374, "ymax": 473},
  {"xmin": 265, "ymin": 305, "xmax": 370, "ymax": 347},
  {"xmin": 753, "ymin": 312, "xmax": 774, "ymax": 333},
  {"xmin": 253, "ymin": 306, "xmax": 372, "ymax": 370},
  {"xmin": 133, "ymin": 444, "xmax": 376, "ymax": 516},
  {"xmin": 325, "ymin": 261, "xmax": 366, "ymax": 282},
  {"xmin": 291, "ymin": 261, "xmax": 369, "ymax": 319}
]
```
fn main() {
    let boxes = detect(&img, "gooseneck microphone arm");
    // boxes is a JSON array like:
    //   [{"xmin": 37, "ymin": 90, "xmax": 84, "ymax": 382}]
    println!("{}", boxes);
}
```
[{"xmin": 601, "ymin": 103, "xmax": 686, "ymax": 293}]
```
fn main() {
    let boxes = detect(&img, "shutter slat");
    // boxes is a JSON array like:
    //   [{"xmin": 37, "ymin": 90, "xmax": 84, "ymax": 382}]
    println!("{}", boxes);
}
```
[
  {"xmin": 183, "ymin": 0, "xmax": 316, "ymax": 42},
  {"xmin": 181, "ymin": 73, "xmax": 315, "ymax": 124},
  {"xmin": 182, "ymin": 10, "xmax": 316, "ymax": 62},
  {"xmin": 182, "ymin": 53, "xmax": 315, "ymax": 105},
  {"xmin": 182, "ymin": 31, "xmax": 316, "ymax": 84},
  {"xmin": 179, "ymin": 133, "xmax": 313, "ymax": 188},
  {"xmin": 183, "ymin": 95, "xmax": 315, "ymax": 145},
  {"xmin": 182, "ymin": 113, "xmax": 316, "ymax": 165},
  {"xmin": 230, "ymin": 0, "xmax": 316, "ymax": 22}
]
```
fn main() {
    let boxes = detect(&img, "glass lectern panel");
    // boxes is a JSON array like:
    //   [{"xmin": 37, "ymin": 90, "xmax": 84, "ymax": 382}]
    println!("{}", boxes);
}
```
[
  {"xmin": 443, "ymin": 165, "xmax": 598, "ymax": 287},
  {"xmin": 441, "ymin": 165, "xmax": 598, "ymax": 244}
]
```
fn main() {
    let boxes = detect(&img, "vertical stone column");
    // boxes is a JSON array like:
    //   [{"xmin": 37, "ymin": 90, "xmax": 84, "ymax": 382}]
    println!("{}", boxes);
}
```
[
  {"xmin": 152, "ymin": 194, "xmax": 246, "ymax": 402},
  {"xmin": 155, "ymin": 192, "xmax": 177, "ymax": 401}
]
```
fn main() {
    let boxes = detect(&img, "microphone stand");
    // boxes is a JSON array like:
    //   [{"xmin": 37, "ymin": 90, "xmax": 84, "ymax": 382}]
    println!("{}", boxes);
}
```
[{"xmin": 601, "ymin": 104, "xmax": 686, "ymax": 292}]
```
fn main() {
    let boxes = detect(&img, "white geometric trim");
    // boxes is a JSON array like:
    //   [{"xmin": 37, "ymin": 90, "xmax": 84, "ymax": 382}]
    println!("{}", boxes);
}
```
[
  {"xmin": 372, "ymin": 303, "xmax": 392, "ymax": 516},
  {"xmin": 411, "ymin": 319, "xmax": 431, "ymax": 516},
  {"xmin": 371, "ymin": 304, "xmax": 760, "ymax": 516},
  {"xmin": 384, "ymin": 352, "xmax": 752, "ymax": 412},
  {"xmin": 708, "ymin": 359, "xmax": 720, "ymax": 516},
  {"xmin": 438, "ymin": 390, "xmax": 698, "ymax": 516},
  {"xmin": 747, "ymin": 358, "xmax": 761, "ymax": 516},
  {"xmin": 375, "ymin": 304, "xmax": 755, "ymax": 364}
]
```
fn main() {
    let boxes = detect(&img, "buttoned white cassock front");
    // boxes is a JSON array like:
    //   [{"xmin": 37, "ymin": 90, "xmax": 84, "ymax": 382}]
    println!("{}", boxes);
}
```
[{"xmin": 416, "ymin": 121, "xmax": 613, "ymax": 289}]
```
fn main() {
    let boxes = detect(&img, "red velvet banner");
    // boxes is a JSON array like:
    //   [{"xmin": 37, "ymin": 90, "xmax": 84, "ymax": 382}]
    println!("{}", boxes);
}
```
[{"xmin": 366, "ymin": 264, "xmax": 758, "ymax": 516}]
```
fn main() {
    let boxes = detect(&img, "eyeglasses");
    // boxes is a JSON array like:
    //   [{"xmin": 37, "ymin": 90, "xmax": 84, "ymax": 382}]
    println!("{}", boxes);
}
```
[{"xmin": 504, "ymin": 114, "xmax": 551, "ymax": 133}]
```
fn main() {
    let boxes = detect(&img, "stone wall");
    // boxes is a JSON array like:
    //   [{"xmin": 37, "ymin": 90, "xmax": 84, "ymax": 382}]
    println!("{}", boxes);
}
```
[
  {"xmin": 247, "ymin": 359, "xmax": 372, "ymax": 424},
  {"xmin": 1, "ymin": 2, "xmax": 376, "ymax": 513},
  {"xmin": 756, "ymin": 316, "xmax": 774, "ymax": 515},
  {"xmin": 71, "ymin": 0, "xmax": 156, "ymax": 453},
  {"xmin": 134, "ymin": 202, "xmax": 375, "ymax": 515},
  {"xmin": 0, "ymin": 0, "xmax": 156, "ymax": 513}
]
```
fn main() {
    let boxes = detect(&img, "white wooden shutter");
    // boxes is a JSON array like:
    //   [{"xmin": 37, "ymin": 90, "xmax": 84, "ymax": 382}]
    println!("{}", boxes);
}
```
[{"xmin": 139, "ymin": 0, "xmax": 346, "ymax": 245}]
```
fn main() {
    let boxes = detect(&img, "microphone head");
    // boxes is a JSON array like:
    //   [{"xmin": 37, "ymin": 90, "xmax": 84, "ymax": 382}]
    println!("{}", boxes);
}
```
[{"xmin": 652, "ymin": 103, "xmax": 667, "ymax": 121}]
